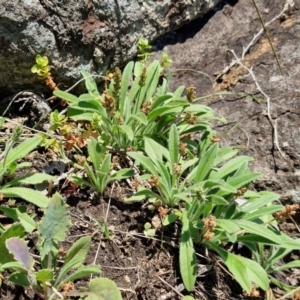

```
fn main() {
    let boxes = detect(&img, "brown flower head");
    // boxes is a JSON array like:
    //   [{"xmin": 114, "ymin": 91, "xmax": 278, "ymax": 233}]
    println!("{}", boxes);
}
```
[
  {"xmin": 103, "ymin": 90, "xmax": 115, "ymax": 113},
  {"xmin": 148, "ymin": 174, "xmax": 160, "ymax": 187},
  {"xmin": 186, "ymin": 86, "xmax": 196, "ymax": 103},
  {"xmin": 185, "ymin": 112, "xmax": 197, "ymax": 125}
]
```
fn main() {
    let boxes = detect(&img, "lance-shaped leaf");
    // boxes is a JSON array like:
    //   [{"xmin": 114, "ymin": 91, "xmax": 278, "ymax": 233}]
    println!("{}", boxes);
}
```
[
  {"xmin": 0, "ymin": 223, "xmax": 25, "ymax": 264},
  {"xmin": 180, "ymin": 211, "xmax": 196, "ymax": 291},
  {"xmin": 6, "ymin": 237, "xmax": 34, "ymax": 271},
  {"xmin": 38, "ymin": 193, "xmax": 71, "ymax": 259}
]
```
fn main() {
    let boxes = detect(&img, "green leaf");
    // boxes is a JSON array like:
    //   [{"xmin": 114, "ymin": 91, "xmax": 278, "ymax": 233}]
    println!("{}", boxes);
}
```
[
  {"xmin": 65, "ymin": 236, "xmax": 92, "ymax": 268},
  {"xmin": 227, "ymin": 173, "xmax": 261, "ymax": 189},
  {"xmin": 169, "ymin": 124, "xmax": 179, "ymax": 165},
  {"xmin": 61, "ymin": 265, "xmax": 101, "ymax": 287},
  {"xmin": 211, "ymin": 156, "xmax": 253, "ymax": 180},
  {"xmin": 0, "ymin": 187, "xmax": 50, "ymax": 208},
  {"xmin": 53, "ymin": 90, "xmax": 79, "ymax": 104},
  {"xmin": 0, "ymin": 223, "xmax": 25, "ymax": 264},
  {"xmin": 209, "ymin": 243, "xmax": 269, "ymax": 292},
  {"xmin": 85, "ymin": 277, "xmax": 122, "ymax": 300},
  {"xmin": 235, "ymin": 220, "xmax": 282, "ymax": 245},
  {"xmin": 9, "ymin": 271, "xmax": 30, "ymax": 287},
  {"xmin": 216, "ymin": 219, "xmax": 241, "ymax": 234},
  {"xmin": 273, "ymin": 260, "xmax": 300, "ymax": 272},
  {"xmin": 240, "ymin": 192, "xmax": 279, "ymax": 213},
  {"xmin": 162, "ymin": 213, "xmax": 178, "ymax": 226},
  {"xmin": 5, "ymin": 237, "xmax": 34, "ymax": 271},
  {"xmin": 180, "ymin": 211, "xmax": 196, "ymax": 291},
  {"xmin": 81, "ymin": 71, "xmax": 100, "ymax": 98},
  {"xmin": 0, "ymin": 135, "xmax": 42, "ymax": 169},
  {"xmin": 117, "ymin": 125, "xmax": 134, "ymax": 141},
  {"xmin": 120, "ymin": 61, "xmax": 134, "ymax": 110},
  {"xmin": 144, "ymin": 138, "xmax": 163, "ymax": 162},
  {"xmin": 237, "ymin": 234, "xmax": 283, "ymax": 245},
  {"xmin": 127, "ymin": 112, "xmax": 148, "ymax": 125},
  {"xmin": 5, "ymin": 173, "xmax": 56, "ymax": 187},
  {"xmin": 54, "ymin": 256, "xmax": 84, "ymax": 286},
  {"xmin": 36, "ymin": 269, "xmax": 54, "ymax": 282},
  {"xmin": 128, "ymin": 152, "xmax": 158, "ymax": 176},
  {"xmin": 110, "ymin": 168, "xmax": 134, "ymax": 181},
  {"xmin": 0, "ymin": 261, "xmax": 26, "ymax": 272},
  {"xmin": 241, "ymin": 205, "xmax": 283, "ymax": 221},
  {"xmin": 88, "ymin": 137, "xmax": 103, "ymax": 171},
  {"xmin": 151, "ymin": 94, "xmax": 173, "ymax": 110},
  {"xmin": 0, "ymin": 117, "xmax": 5, "ymax": 128},
  {"xmin": 125, "ymin": 188, "xmax": 162, "ymax": 202},
  {"xmin": 38, "ymin": 193, "xmax": 71, "ymax": 259},
  {"xmin": 194, "ymin": 143, "xmax": 218, "ymax": 182}
]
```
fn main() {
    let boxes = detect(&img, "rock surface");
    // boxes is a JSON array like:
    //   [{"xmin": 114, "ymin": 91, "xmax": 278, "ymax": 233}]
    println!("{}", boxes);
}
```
[
  {"xmin": 152, "ymin": 0, "xmax": 300, "ymax": 206},
  {"xmin": 0, "ymin": 0, "xmax": 223, "ymax": 95}
]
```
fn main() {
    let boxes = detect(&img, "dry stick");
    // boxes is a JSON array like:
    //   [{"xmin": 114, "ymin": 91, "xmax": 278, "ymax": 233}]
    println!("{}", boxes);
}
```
[
  {"xmin": 156, "ymin": 275, "xmax": 184, "ymax": 299},
  {"xmin": 229, "ymin": 49, "xmax": 285, "ymax": 158},
  {"xmin": 216, "ymin": 4, "xmax": 289, "ymax": 81},
  {"xmin": 277, "ymin": 285, "xmax": 300, "ymax": 300},
  {"xmin": 251, "ymin": 0, "xmax": 284, "ymax": 76},
  {"xmin": 46, "ymin": 74, "xmax": 108, "ymax": 102},
  {"xmin": 91, "ymin": 185, "xmax": 115, "ymax": 277}
]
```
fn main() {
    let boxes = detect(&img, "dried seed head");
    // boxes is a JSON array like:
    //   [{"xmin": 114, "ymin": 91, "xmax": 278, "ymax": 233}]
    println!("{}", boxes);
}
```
[
  {"xmin": 158, "ymin": 206, "xmax": 169, "ymax": 219},
  {"xmin": 62, "ymin": 282, "xmax": 74, "ymax": 297},
  {"xmin": 112, "ymin": 155, "xmax": 120, "ymax": 168},
  {"xmin": 274, "ymin": 204, "xmax": 299, "ymax": 222},
  {"xmin": 148, "ymin": 174, "xmax": 160, "ymax": 187},
  {"xmin": 139, "ymin": 67, "xmax": 147, "ymax": 87},
  {"xmin": 173, "ymin": 163, "xmax": 181, "ymax": 174},
  {"xmin": 103, "ymin": 90, "xmax": 115, "ymax": 113},
  {"xmin": 203, "ymin": 215, "xmax": 216, "ymax": 231},
  {"xmin": 186, "ymin": 86, "xmax": 196, "ymax": 103},
  {"xmin": 210, "ymin": 135, "xmax": 221, "ymax": 143},
  {"xmin": 243, "ymin": 286, "xmax": 260, "ymax": 298},
  {"xmin": 58, "ymin": 246, "xmax": 67, "ymax": 258},
  {"xmin": 180, "ymin": 133, "xmax": 192, "ymax": 141},
  {"xmin": 185, "ymin": 112, "xmax": 197, "ymax": 125},
  {"xmin": 294, "ymin": 290, "xmax": 300, "ymax": 300},
  {"xmin": 141, "ymin": 101, "xmax": 152, "ymax": 115},
  {"xmin": 233, "ymin": 187, "xmax": 247, "ymax": 199},
  {"xmin": 179, "ymin": 141, "xmax": 187, "ymax": 156},
  {"xmin": 131, "ymin": 178, "xmax": 140, "ymax": 189},
  {"xmin": 126, "ymin": 146, "xmax": 135, "ymax": 152},
  {"xmin": 203, "ymin": 230, "xmax": 214, "ymax": 240},
  {"xmin": 112, "ymin": 67, "xmax": 122, "ymax": 102}
]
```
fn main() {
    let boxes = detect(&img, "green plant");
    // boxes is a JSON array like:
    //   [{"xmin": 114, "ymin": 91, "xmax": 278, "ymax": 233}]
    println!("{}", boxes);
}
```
[
  {"xmin": 126, "ymin": 124, "xmax": 201, "ymax": 207},
  {"xmin": 45, "ymin": 53, "xmax": 299, "ymax": 296},
  {"xmin": 0, "ymin": 119, "xmax": 55, "ymax": 208},
  {"xmin": 0, "ymin": 193, "xmax": 120, "ymax": 299},
  {"xmin": 126, "ymin": 127, "xmax": 300, "ymax": 293},
  {"xmin": 31, "ymin": 54, "xmax": 51, "ymax": 78},
  {"xmin": 137, "ymin": 37, "xmax": 152, "ymax": 62},
  {"xmin": 70, "ymin": 137, "xmax": 134, "ymax": 195},
  {"xmin": 53, "ymin": 60, "xmax": 223, "ymax": 153}
]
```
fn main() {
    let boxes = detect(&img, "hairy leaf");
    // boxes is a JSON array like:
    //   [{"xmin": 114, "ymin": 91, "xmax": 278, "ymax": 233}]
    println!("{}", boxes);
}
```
[
  {"xmin": 6, "ymin": 237, "xmax": 34, "ymax": 271},
  {"xmin": 180, "ymin": 211, "xmax": 196, "ymax": 291},
  {"xmin": 38, "ymin": 193, "xmax": 71, "ymax": 259}
]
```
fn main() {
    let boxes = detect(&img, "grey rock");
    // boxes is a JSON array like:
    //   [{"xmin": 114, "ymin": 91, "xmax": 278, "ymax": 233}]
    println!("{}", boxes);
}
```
[
  {"xmin": 152, "ymin": 0, "xmax": 300, "ymax": 203},
  {"xmin": 0, "ymin": 0, "xmax": 224, "ymax": 95}
]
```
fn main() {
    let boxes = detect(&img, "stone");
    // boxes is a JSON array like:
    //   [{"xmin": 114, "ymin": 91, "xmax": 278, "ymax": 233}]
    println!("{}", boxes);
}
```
[
  {"xmin": 152, "ymin": 0, "xmax": 300, "ymax": 202},
  {"xmin": 0, "ymin": 0, "xmax": 224, "ymax": 96}
]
